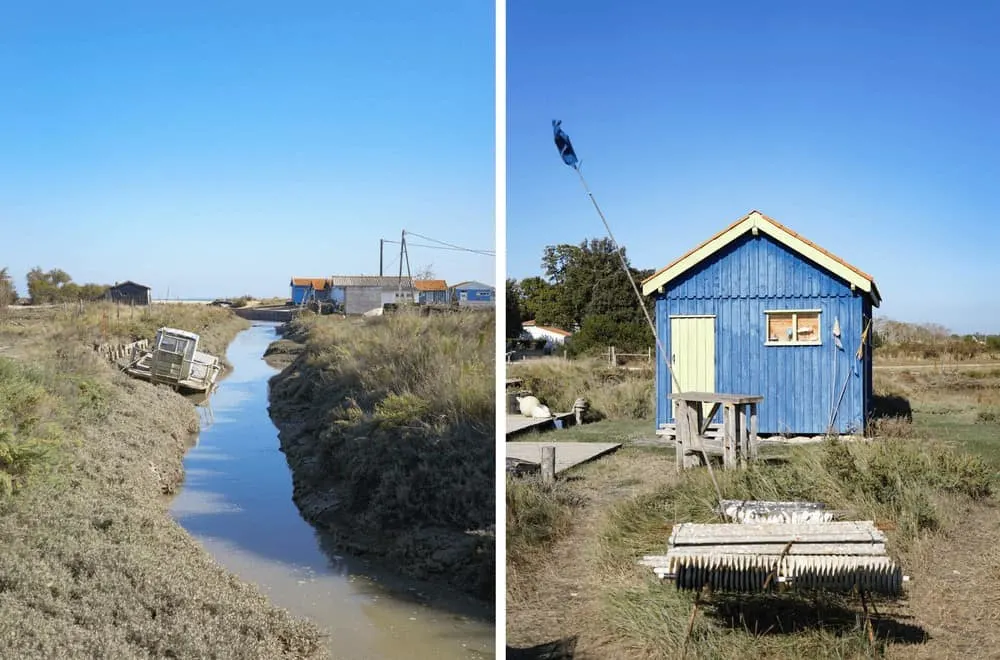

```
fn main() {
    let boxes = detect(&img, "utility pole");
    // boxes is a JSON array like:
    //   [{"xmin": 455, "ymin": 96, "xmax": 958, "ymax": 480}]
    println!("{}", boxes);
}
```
[
  {"xmin": 379, "ymin": 239, "xmax": 384, "ymax": 277},
  {"xmin": 396, "ymin": 230, "xmax": 414, "ymax": 301},
  {"xmin": 397, "ymin": 230, "xmax": 405, "ymax": 293}
]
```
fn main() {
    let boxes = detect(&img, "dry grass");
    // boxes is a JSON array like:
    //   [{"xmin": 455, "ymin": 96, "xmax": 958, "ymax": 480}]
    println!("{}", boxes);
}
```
[
  {"xmin": 268, "ymin": 309, "xmax": 495, "ymax": 602},
  {"xmin": 0, "ymin": 304, "xmax": 323, "ymax": 658},
  {"xmin": 508, "ymin": 358, "xmax": 654, "ymax": 420},
  {"xmin": 0, "ymin": 302, "xmax": 247, "ymax": 361},
  {"xmin": 508, "ymin": 362, "xmax": 1000, "ymax": 659}
]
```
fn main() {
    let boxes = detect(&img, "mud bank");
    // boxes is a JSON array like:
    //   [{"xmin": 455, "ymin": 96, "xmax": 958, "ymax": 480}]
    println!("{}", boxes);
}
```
[
  {"xmin": 0, "ymin": 308, "xmax": 324, "ymax": 658},
  {"xmin": 265, "ymin": 312, "xmax": 495, "ymax": 604}
]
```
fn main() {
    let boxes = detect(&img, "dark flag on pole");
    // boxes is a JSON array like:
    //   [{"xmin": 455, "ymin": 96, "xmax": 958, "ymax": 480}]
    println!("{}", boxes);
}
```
[{"xmin": 552, "ymin": 119, "xmax": 579, "ymax": 169}]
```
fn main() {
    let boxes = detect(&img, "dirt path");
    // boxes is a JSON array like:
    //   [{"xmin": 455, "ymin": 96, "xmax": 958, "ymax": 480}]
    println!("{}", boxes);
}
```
[
  {"xmin": 885, "ymin": 499, "xmax": 1000, "ymax": 659},
  {"xmin": 506, "ymin": 447, "xmax": 677, "ymax": 658}
]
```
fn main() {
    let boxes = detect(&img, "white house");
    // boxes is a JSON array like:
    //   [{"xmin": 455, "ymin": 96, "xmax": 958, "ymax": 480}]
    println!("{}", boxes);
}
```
[{"xmin": 521, "ymin": 320, "xmax": 572, "ymax": 346}]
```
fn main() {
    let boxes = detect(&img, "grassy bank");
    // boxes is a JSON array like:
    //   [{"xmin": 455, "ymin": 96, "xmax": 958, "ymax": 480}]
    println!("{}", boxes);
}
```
[
  {"xmin": 507, "ymin": 363, "xmax": 1000, "ymax": 658},
  {"xmin": 1, "ymin": 302, "xmax": 246, "ymax": 361},
  {"xmin": 508, "ymin": 358, "xmax": 653, "ymax": 420},
  {"xmin": 267, "ymin": 310, "xmax": 495, "ymax": 603},
  {"xmin": 0, "ymin": 304, "xmax": 324, "ymax": 658}
]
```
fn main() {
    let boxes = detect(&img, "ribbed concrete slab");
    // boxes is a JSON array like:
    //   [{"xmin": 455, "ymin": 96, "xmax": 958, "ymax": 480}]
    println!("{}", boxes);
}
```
[{"xmin": 505, "ymin": 442, "xmax": 621, "ymax": 474}]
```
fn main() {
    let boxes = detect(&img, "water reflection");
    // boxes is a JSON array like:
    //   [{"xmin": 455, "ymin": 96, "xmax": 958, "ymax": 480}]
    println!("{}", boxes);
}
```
[{"xmin": 169, "ymin": 323, "xmax": 494, "ymax": 660}]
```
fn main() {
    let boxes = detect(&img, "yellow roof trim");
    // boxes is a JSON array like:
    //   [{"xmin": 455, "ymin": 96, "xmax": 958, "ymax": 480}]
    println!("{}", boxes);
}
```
[{"xmin": 640, "ymin": 211, "xmax": 881, "ymax": 307}]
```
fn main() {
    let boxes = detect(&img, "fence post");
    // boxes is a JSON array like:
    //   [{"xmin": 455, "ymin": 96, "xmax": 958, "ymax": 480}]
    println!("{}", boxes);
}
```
[{"xmin": 541, "ymin": 445, "xmax": 556, "ymax": 484}]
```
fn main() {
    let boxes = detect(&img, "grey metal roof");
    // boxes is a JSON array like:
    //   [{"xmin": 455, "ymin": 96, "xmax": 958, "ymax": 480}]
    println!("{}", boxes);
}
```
[{"xmin": 328, "ymin": 275, "xmax": 415, "ymax": 288}]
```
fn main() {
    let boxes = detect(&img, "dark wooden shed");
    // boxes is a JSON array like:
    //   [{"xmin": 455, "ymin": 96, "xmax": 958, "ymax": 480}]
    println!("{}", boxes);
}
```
[{"xmin": 107, "ymin": 280, "xmax": 151, "ymax": 306}]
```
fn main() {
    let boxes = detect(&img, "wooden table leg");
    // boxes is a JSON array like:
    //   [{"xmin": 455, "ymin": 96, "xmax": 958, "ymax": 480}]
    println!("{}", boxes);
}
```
[
  {"xmin": 749, "ymin": 402, "xmax": 759, "ymax": 461},
  {"xmin": 738, "ymin": 404, "xmax": 749, "ymax": 467},
  {"xmin": 723, "ymin": 404, "xmax": 735, "ymax": 469},
  {"xmin": 675, "ymin": 401, "xmax": 687, "ymax": 472}
]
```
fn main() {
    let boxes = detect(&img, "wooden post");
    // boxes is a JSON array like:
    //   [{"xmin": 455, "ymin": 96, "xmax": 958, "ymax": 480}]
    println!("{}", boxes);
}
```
[
  {"xmin": 540, "ymin": 445, "xmax": 556, "ymax": 484},
  {"xmin": 749, "ymin": 402, "xmax": 759, "ymax": 461},
  {"xmin": 674, "ymin": 401, "xmax": 687, "ymax": 472},
  {"xmin": 738, "ymin": 404, "xmax": 749, "ymax": 467},
  {"xmin": 723, "ymin": 404, "xmax": 736, "ymax": 469},
  {"xmin": 689, "ymin": 403, "xmax": 706, "ymax": 469}
]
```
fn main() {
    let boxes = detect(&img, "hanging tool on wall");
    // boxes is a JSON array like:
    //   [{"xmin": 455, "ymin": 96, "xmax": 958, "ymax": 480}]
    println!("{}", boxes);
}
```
[{"xmin": 828, "ymin": 318, "xmax": 872, "ymax": 434}]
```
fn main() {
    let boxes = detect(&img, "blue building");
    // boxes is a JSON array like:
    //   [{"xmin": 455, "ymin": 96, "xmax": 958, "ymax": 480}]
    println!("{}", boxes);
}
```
[
  {"xmin": 414, "ymin": 279, "xmax": 449, "ymax": 304},
  {"xmin": 449, "ymin": 281, "xmax": 495, "ymax": 307},
  {"xmin": 290, "ymin": 277, "xmax": 331, "ymax": 305},
  {"xmin": 641, "ymin": 211, "xmax": 880, "ymax": 436}
]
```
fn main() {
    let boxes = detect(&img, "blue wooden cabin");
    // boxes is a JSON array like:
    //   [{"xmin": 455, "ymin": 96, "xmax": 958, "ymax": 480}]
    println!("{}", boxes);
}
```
[
  {"xmin": 290, "ymin": 277, "xmax": 331, "ymax": 305},
  {"xmin": 449, "ymin": 281, "xmax": 496, "ymax": 307},
  {"xmin": 641, "ymin": 211, "xmax": 881, "ymax": 436}
]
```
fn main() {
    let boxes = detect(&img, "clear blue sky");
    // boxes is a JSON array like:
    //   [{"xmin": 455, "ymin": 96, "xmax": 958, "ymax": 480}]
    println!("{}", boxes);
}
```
[
  {"xmin": 0, "ymin": 1, "xmax": 494, "ymax": 299},
  {"xmin": 508, "ymin": 0, "xmax": 1000, "ymax": 334}
]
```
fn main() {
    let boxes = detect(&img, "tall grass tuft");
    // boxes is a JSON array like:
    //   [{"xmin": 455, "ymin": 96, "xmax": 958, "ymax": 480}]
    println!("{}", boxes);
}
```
[
  {"xmin": 589, "ymin": 437, "xmax": 994, "ymax": 657},
  {"xmin": 269, "ymin": 308, "xmax": 495, "ymax": 600}
]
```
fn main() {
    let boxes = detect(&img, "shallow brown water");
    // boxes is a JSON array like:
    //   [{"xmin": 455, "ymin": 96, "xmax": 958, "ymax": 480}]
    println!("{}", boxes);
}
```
[{"xmin": 170, "ymin": 323, "xmax": 494, "ymax": 659}]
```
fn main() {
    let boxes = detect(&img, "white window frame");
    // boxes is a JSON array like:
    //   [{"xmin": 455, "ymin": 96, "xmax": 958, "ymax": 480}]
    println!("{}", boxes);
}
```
[{"xmin": 764, "ymin": 309, "xmax": 822, "ymax": 346}]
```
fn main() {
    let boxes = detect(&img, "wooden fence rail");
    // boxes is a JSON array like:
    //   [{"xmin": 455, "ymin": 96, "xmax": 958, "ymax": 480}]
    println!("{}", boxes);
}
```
[
  {"xmin": 93, "ymin": 338, "xmax": 150, "ymax": 364},
  {"xmin": 606, "ymin": 345, "xmax": 653, "ymax": 368}
]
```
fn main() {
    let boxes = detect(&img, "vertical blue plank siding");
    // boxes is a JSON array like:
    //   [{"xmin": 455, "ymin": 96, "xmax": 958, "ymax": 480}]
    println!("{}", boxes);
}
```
[
  {"xmin": 653, "ymin": 234, "xmax": 874, "ymax": 435},
  {"xmin": 291, "ymin": 285, "xmax": 308, "ymax": 305}
]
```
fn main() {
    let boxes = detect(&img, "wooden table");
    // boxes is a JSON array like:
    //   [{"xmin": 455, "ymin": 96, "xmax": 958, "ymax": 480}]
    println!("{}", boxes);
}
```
[{"xmin": 667, "ymin": 392, "xmax": 763, "ymax": 471}]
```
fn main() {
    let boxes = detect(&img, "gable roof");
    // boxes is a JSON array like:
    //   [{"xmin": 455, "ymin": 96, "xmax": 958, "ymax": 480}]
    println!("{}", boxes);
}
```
[
  {"xmin": 290, "ymin": 277, "xmax": 330, "ymax": 290},
  {"xmin": 450, "ymin": 280, "xmax": 494, "ymax": 290},
  {"xmin": 522, "ymin": 320, "xmax": 572, "ymax": 337},
  {"xmin": 640, "ymin": 210, "xmax": 881, "ymax": 307},
  {"xmin": 413, "ymin": 279, "xmax": 448, "ymax": 291},
  {"xmin": 111, "ymin": 280, "xmax": 150, "ymax": 290},
  {"xmin": 328, "ymin": 275, "xmax": 414, "ymax": 289}
]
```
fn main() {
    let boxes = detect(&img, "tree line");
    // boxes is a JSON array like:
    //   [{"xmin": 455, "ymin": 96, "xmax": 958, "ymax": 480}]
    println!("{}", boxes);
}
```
[
  {"xmin": 507, "ymin": 237, "xmax": 655, "ymax": 356},
  {"xmin": 0, "ymin": 267, "xmax": 111, "ymax": 307}
]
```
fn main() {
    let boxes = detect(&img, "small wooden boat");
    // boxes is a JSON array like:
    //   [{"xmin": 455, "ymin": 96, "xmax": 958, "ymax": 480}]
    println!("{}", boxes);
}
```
[{"xmin": 123, "ymin": 327, "xmax": 223, "ymax": 394}]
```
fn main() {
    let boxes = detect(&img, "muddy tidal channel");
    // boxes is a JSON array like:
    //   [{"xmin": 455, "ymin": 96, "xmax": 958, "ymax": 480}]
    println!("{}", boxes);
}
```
[{"xmin": 170, "ymin": 323, "xmax": 495, "ymax": 659}]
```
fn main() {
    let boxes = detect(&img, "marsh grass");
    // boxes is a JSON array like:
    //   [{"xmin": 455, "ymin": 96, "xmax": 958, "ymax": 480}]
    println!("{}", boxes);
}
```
[
  {"xmin": 508, "ymin": 360, "xmax": 1000, "ymax": 658},
  {"xmin": 268, "ymin": 309, "xmax": 495, "ymax": 601},
  {"xmin": 587, "ymin": 435, "xmax": 993, "ymax": 658},
  {"xmin": 509, "ymin": 358, "xmax": 654, "ymax": 420},
  {"xmin": 0, "ymin": 303, "xmax": 321, "ymax": 657}
]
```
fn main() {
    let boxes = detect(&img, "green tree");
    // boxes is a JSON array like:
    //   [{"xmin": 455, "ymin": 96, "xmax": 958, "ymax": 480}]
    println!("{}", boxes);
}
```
[
  {"xmin": 517, "ymin": 237, "xmax": 656, "ymax": 355},
  {"xmin": 25, "ymin": 267, "xmax": 108, "ymax": 304},
  {"xmin": 566, "ymin": 314, "xmax": 654, "ymax": 357},
  {"xmin": 0, "ymin": 268, "xmax": 17, "ymax": 308},
  {"xmin": 505, "ymin": 279, "xmax": 523, "ymax": 339}
]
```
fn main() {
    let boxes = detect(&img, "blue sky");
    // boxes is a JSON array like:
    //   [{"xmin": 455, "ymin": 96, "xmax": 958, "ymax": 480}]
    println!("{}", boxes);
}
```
[
  {"xmin": 508, "ymin": 1, "xmax": 1000, "ymax": 334},
  {"xmin": 0, "ymin": 1, "xmax": 494, "ymax": 299}
]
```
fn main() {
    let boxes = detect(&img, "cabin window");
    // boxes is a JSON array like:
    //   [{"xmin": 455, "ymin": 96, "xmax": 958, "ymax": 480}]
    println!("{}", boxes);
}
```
[{"xmin": 765, "ymin": 310, "xmax": 821, "ymax": 346}]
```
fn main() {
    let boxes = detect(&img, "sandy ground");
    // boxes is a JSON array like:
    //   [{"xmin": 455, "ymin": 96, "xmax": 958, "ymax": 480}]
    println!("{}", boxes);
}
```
[{"xmin": 507, "ymin": 446, "xmax": 678, "ymax": 658}]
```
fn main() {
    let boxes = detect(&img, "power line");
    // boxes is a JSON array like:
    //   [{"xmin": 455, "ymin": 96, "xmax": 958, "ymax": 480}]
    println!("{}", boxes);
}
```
[
  {"xmin": 382, "ymin": 239, "xmax": 495, "ymax": 256},
  {"xmin": 403, "ymin": 230, "xmax": 495, "ymax": 256}
]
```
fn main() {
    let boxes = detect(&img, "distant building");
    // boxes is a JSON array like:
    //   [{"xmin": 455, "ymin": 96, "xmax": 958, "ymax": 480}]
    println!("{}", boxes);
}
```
[
  {"xmin": 521, "ymin": 320, "xmax": 572, "ymax": 345},
  {"xmin": 290, "ymin": 277, "xmax": 332, "ymax": 305},
  {"xmin": 449, "ymin": 280, "xmax": 495, "ymax": 307},
  {"xmin": 328, "ymin": 276, "xmax": 416, "ymax": 315},
  {"xmin": 107, "ymin": 281, "xmax": 151, "ymax": 306},
  {"xmin": 414, "ymin": 279, "xmax": 449, "ymax": 304}
]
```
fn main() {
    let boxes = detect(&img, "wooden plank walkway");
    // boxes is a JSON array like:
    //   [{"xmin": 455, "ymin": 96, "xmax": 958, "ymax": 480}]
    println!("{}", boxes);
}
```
[
  {"xmin": 505, "ymin": 412, "xmax": 574, "ymax": 437},
  {"xmin": 506, "ymin": 442, "xmax": 621, "ymax": 475}
]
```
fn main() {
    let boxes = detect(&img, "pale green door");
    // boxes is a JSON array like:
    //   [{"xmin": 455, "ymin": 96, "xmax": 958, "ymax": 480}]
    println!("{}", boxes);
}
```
[{"xmin": 669, "ymin": 316, "xmax": 716, "ymax": 419}]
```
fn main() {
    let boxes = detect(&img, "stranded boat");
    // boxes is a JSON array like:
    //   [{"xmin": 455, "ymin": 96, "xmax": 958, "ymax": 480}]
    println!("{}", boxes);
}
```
[{"xmin": 124, "ymin": 327, "xmax": 223, "ymax": 394}]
